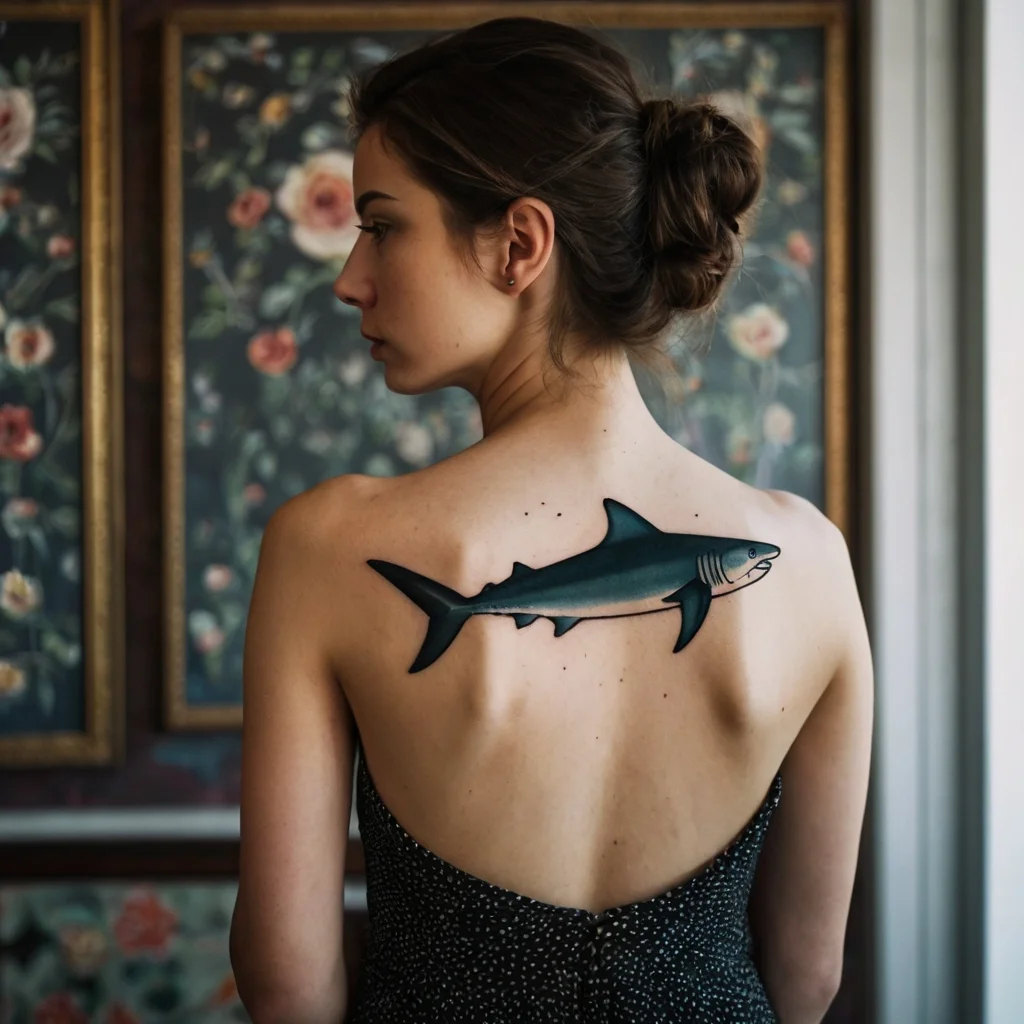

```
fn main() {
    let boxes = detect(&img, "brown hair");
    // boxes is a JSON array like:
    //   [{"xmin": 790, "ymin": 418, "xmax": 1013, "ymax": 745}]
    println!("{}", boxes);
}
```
[{"xmin": 348, "ymin": 17, "xmax": 763, "ymax": 371}]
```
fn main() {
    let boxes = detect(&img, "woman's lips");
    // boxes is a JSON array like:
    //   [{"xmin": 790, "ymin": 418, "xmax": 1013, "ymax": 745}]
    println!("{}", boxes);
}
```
[{"xmin": 361, "ymin": 330, "xmax": 386, "ymax": 357}]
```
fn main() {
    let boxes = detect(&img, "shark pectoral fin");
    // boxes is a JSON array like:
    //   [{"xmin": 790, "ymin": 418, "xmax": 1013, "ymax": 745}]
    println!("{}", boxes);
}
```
[
  {"xmin": 550, "ymin": 616, "xmax": 582, "ymax": 637},
  {"xmin": 513, "ymin": 613, "xmax": 540, "ymax": 629},
  {"xmin": 669, "ymin": 580, "xmax": 713, "ymax": 653}
]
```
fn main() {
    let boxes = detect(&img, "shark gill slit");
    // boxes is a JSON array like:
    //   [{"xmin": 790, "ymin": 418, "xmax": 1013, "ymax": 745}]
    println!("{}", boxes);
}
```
[{"xmin": 713, "ymin": 552, "xmax": 725, "ymax": 586}]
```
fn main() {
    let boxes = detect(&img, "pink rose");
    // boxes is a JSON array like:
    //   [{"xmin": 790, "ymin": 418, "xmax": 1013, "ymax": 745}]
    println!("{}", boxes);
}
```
[
  {"xmin": 47, "ymin": 234, "xmax": 75, "ymax": 259},
  {"xmin": 275, "ymin": 150, "xmax": 359, "ymax": 261},
  {"xmin": 0, "ymin": 404, "xmax": 43, "ymax": 460},
  {"xmin": 228, "ymin": 187, "xmax": 271, "ymax": 229},
  {"xmin": 243, "ymin": 482, "xmax": 266, "ymax": 506},
  {"xmin": 248, "ymin": 326, "xmax": 298, "ymax": 375},
  {"xmin": 203, "ymin": 564, "xmax": 234, "ymax": 592},
  {"xmin": 785, "ymin": 230, "xmax": 815, "ymax": 267},
  {"xmin": 113, "ymin": 890, "xmax": 177, "ymax": 956}
]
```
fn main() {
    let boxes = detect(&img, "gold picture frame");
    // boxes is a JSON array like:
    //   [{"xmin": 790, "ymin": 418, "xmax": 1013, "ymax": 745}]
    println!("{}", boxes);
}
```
[
  {"xmin": 163, "ymin": 2, "xmax": 850, "ymax": 729},
  {"xmin": 0, "ymin": 0, "xmax": 124, "ymax": 764}
]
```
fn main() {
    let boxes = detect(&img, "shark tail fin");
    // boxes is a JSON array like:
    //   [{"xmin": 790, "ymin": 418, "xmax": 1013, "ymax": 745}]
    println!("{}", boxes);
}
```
[{"xmin": 367, "ymin": 560, "xmax": 473, "ymax": 673}]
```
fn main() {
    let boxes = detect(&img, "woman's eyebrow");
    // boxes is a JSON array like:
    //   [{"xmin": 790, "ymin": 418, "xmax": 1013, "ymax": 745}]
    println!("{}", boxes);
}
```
[{"xmin": 356, "ymin": 190, "xmax": 399, "ymax": 217}]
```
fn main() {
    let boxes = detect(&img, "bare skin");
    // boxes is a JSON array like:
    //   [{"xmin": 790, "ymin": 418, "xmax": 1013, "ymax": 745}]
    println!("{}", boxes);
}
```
[{"xmin": 230, "ymin": 125, "xmax": 873, "ymax": 1024}]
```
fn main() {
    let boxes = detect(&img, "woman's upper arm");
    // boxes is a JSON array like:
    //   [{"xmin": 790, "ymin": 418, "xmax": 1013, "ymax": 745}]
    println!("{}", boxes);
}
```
[
  {"xmin": 750, "ymin": 520, "xmax": 874, "ymax": 1017},
  {"xmin": 231, "ymin": 497, "xmax": 358, "ymax": 1023}
]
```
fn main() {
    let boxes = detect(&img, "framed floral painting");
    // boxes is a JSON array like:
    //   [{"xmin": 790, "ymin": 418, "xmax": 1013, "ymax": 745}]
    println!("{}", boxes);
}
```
[
  {"xmin": 0, "ymin": 882, "xmax": 246, "ymax": 1023},
  {"xmin": 163, "ymin": 2, "xmax": 849, "ymax": 727},
  {"xmin": 0, "ymin": 0, "xmax": 124, "ymax": 763}
]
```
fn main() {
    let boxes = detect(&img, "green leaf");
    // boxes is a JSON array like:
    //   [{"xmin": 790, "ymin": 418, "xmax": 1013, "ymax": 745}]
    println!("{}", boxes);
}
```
[
  {"xmin": 27, "ymin": 527, "xmax": 50, "ymax": 561},
  {"xmin": 191, "ymin": 228, "xmax": 215, "ymax": 252},
  {"xmin": 189, "ymin": 310, "xmax": 228, "ymax": 340},
  {"xmin": 235, "ymin": 257, "xmax": 262, "ymax": 282},
  {"xmin": 264, "ymin": 161, "xmax": 291, "ymax": 185},
  {"xmin": 46, "ymin": 296, "xmax": 80, "ymax": 326},
  {"xmin": 0, "ymin": 66, "xmax": 10, "ymax": 87},
  {"xmin": 37, "ymin": 675, "xmax": 56, "ymax": 716},
  {"xmin": 295, "ymin": 312, "xmax": 319, "ymax": 343},
  {"xmin": 291, "ymin": 47, "xmax": 316, "ymax": 68},
  {"xmin": 194, "ymin": 158, "xmax": 234, "ymax": 190},
  {"xmin": 202, "ymin": 283, "xmax": 228, "ymax": 309},
  {"xmin": 33, "ymin": 141, "xmax": 58, "ymax": 164},
  {"xmin": 321, "ymin": 49, "xmax": 344, "ymax": 71},
  {"xmin": 258, "ymin": 282, "xmax": 297, "ymax": 319},
  {"xmin": 49, "ymin": 506, "xmax": 80, "ymax": 536},
  {"xmin": 13, "ymin": 56, "xmax": 32, "ymax": 85}
]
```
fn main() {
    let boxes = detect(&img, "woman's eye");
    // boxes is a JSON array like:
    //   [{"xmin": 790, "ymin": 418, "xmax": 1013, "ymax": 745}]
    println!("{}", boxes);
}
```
[{"xmin": 358, "ymin": 222, "xmax": 389, "ymax": 243}]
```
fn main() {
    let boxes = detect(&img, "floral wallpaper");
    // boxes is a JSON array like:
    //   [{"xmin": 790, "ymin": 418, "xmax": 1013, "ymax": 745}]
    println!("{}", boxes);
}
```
[
  {"xmin": 0, "ymin": 884, "xmax": 247, "ymax": 1024},
  {"xmin": 0, "ymin": 22, "xmax": 86, "ymax": 739},
  {"xmin": 175, "ymin": 24, "xmax": 826, "ymax": 714}
]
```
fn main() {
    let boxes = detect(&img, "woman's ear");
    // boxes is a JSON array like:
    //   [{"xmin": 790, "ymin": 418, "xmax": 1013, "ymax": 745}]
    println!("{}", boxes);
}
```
[{"xmin": 499, "ymin": 197, "xmax": 556, "ymax": 294}]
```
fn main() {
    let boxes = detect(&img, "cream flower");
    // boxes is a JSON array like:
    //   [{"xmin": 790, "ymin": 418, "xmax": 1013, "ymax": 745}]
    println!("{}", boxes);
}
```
[
  {"xmin": 0, "ymin": 88, "xmax": 36, "ymax": 170},
  {"xmin": 0, "ymin": 659, "xmax": 26, "ymax": 697},
  {"xmin": 275, "ymin": 150, "xmax": 360, "ymax": 261},
  {"xmin": 1, "ymin": 569, "xmax": 43, "ymax": 617},
  {"xmin": 727, "ymin": 303, "xmax": 789, "ymax": 362},
  {"xmin": 5, "ymin": 319, "xmax": 56, "ymax": 368}
]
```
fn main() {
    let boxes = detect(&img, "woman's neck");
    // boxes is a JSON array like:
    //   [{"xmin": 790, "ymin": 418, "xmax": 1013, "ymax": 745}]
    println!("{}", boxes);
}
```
[{"xmin": 474, "ymin": 340, "xmax": 660, "ymax": 443}]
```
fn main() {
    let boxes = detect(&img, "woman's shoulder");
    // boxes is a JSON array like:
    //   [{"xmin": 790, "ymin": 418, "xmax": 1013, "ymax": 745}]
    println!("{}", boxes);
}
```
[{"xmin": 259, "ymin": 473, "xmax": 399, "ymax": 564}]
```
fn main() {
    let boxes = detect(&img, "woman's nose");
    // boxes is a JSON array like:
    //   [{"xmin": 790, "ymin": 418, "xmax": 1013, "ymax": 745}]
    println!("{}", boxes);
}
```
[{"xmin": 333, "ymin": 263, "xmax": 373, "ymax": 309}]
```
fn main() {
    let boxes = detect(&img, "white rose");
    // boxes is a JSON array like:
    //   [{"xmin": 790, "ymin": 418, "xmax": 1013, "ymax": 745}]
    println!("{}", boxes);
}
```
[
  {"xmin": 5, "ymin": 320, "xmax": 56, "ymax": 368},
  {"xmin": 726, "ymin": 303, "xmax": 789, "ymax": 362},
  {"xmin": 0, "ymin": 88, "xmax": 36, "ymax": 170},
  {"xmin": 275, "ymin": 150, "xmax": 360, "ymax": 261}
]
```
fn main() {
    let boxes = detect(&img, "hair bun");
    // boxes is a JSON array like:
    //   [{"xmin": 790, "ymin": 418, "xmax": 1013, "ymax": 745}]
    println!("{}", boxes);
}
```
[{"xmin": 639, "ymin": 99, "xmax": 762, "ymax": 312}]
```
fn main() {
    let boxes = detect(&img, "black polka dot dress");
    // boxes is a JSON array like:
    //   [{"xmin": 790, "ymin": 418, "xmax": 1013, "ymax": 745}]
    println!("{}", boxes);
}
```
[{"xmin": 348, "ymin": 741, "xmax": 782, "ymax": 1023}]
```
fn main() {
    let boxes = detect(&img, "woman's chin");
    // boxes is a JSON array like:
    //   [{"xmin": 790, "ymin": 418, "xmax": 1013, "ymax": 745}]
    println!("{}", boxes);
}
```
[{"xmin": 380, "ymin": 364, "xmax": 432, "ymax": 396}]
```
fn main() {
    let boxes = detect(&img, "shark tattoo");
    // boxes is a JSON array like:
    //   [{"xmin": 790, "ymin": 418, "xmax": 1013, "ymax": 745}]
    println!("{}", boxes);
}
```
[{"xmin": 369, "ymin": 498, "xmax": 781, "ymax": 673}]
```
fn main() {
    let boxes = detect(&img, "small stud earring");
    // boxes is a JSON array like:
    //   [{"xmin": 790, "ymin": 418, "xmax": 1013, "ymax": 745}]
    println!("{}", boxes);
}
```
[{"xmin": 507, "ymin": 278, "xmax": 516, "ymax": 287}]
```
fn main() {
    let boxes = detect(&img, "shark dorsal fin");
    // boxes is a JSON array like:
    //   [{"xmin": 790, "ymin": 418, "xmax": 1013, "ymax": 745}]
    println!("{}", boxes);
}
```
[
  {"xmin": 601, "ymin": 499, "xmax": 660, "ymax": 545},
  {"xmin": 509, "ymin": 561, "xmax": 533, "ymax": 580}
]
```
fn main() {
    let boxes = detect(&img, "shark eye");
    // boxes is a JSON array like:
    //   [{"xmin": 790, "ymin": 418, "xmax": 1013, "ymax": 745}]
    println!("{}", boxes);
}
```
[{"xmin": 748, "ymin": 547, "xmax": 757, "ymax": 559}]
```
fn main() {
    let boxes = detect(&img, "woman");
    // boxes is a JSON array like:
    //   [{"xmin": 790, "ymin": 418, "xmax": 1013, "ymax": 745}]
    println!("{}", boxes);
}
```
[{"xmin": 229, "ymin": 17, "xmax": 872, "ymax": 1024}]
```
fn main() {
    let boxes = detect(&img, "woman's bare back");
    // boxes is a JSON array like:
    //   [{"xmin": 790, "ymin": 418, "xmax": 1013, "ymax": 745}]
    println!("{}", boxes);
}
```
[{"xmin": 317, "ymin": 425, "xmax": 848, "ymax": 916}]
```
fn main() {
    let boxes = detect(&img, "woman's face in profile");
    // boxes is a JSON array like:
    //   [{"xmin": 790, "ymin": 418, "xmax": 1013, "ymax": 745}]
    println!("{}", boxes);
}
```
[{"xmin": 333, "ymin": 124, "xmax": 515, "ymax": 396}]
